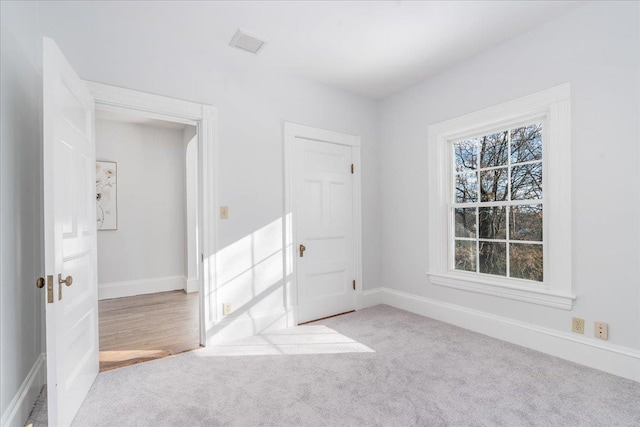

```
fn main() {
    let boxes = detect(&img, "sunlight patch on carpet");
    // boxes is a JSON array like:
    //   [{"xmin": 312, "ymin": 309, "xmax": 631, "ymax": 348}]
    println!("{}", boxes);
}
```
[{"xmin": 195, "ymin": 325, "xmax": 375, "ymax": 356}]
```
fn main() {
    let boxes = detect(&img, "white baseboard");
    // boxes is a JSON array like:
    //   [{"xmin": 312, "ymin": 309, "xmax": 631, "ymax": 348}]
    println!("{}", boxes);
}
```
[
  {"xmin": 205, "ymin": 307, "xmax": 292, "ymax": 345},
  {"xmin": 98, "ymin": 275, "xmax": 185, "ymax": 300},
  {"xmin": 1, "ymin": 352, "xmax": 45, "ymax": 427},
  {"xmin": 184, "ymin": 277, "xmax": 199, "ymax": 294},
  {"xmin": 356, "ymin": 288, "xmax": 385, "ymax": 309},
  {"xmin": 365, "ymin": 287, "xmax": 640, "ymax": 383}
]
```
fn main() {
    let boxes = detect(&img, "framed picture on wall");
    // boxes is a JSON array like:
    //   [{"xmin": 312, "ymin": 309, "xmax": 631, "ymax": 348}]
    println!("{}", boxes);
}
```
[{"xmin": 96, "ymin": 160, "xmax": 118, "ymax": 230}]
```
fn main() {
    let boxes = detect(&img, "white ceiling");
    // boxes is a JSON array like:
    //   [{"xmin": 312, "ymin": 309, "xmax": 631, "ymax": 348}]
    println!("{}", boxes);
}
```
[{"xmin": 39, "ymin": 1, "xmax": 582, "ymax": 99}]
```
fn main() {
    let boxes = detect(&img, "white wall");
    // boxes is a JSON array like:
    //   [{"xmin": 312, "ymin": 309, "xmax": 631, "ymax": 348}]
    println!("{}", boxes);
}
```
[
  {"xmin": 95, "ymin": 119, "xmax": 189, "ymax": 299},
  {"xmin": 34, "ymin": 2, "xmax": 381, "ymax": 328},
  {"xmin": 0, "ymin": 1, "xmax": 634, "ymax": 424},
  {"xmin": 4, "ymin": 6, "xmax": 635, "ymax": 423},
  {"xmin": 0, "ymin": 2, "xmax": 46, "ymax": 426},
  {"xmin": 378, "ymin": 0, "xmax": 640, "ymax": 352}
]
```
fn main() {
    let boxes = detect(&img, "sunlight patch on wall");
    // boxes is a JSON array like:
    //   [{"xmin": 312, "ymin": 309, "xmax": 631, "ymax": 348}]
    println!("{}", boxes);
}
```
[{"xmin": 214, "ymin": 217, "xmax": 285, "ymax": 317}]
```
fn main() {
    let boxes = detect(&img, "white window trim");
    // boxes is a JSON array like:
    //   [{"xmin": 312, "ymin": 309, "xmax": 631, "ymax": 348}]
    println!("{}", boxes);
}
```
[{"xmin": 427, "ymin": 84, "xmax": 574, "ymax": 310}]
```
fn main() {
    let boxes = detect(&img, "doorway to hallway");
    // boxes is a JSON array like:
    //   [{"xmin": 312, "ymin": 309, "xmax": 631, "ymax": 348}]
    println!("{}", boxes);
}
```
[{"xmin": 94, "ymin": 110, "xmax": 201, "ymax": 371}]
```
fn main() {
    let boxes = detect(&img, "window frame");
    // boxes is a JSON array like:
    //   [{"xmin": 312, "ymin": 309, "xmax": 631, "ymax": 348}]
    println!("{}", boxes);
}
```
[{"xmin": 427, "ymin": 84, "xmax": 574, "ymax": 309}]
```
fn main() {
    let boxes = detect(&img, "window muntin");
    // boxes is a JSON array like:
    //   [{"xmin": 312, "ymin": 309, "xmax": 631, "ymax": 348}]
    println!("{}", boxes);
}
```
[{"xmin": 451, "ymin": 122, "xmax": 543, "ymax": 282}]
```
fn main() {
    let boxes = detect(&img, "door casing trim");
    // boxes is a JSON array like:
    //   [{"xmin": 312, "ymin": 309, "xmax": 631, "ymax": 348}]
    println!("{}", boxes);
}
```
[
  {"xmin": 85, "ymin": 81, "xmax": 218, "ymax": 346},
  {"xmin": 283, "ymin": 122, "xmax": 363, "ymax": 326}
]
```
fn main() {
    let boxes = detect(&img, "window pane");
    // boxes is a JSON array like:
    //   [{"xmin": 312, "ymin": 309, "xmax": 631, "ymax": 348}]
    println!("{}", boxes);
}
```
[
  {"xmin": 511, "ymin": 163, "xmax": 542, "ymax": 200},
  {"xmin": 510, "ymin": 205, "xmax": 542, "ymax": 241},
  {"xmin": 480, "ymin": 168, "xmax": 508, "ymax": 202},
  {"xmin": 510, "ymin": 243, "xmax": 543, "ymax": 282},
  {"xmin": 455, "ymin": 240, "xmax": 476, "ymax": 272},
  {"xmin": 511, "ymin": 123, "xmax": 542, "ymax": 164},
  {"xmin": 479, "ymin": 241, "xmax": 506, "ymax": 276},
  {"xmin": 454, "ymin": 208, "xmax": 477, "ymax": 238},
  {"xmin": 455, "ymin": 172, "xmax": 478, "ymax": 203},
  {"xmin": 479, "ymin": 206, "xmax": 506, "ymax": 240},
  {"xmin": 454, "ymin": 139, "xmax": 477, "ymax": 172},
  {"xmin": 479, "ymin": 131, "xmax": 508, "ymax": 168}
]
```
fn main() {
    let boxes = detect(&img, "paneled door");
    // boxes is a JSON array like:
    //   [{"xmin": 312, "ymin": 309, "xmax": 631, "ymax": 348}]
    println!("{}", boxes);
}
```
[
  {"xmin": 294, "ymin": 138, "xmax": 355, "ymax": 323},
  {"xmin": 43, "ymin": 37, "xmax": 99, "ymax": 427}
]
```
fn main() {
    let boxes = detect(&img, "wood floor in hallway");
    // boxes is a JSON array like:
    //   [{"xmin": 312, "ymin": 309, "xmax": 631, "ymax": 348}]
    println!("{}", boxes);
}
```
[{"xmin": 98, "ymin": 290, "xmax": 200, "ymax": 372}]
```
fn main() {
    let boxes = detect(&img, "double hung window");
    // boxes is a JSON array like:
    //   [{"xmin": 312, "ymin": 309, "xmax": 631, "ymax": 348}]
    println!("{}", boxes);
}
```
[{"xmin": 427, "ymin": 84, "xmax": 573, "ymax": 309}]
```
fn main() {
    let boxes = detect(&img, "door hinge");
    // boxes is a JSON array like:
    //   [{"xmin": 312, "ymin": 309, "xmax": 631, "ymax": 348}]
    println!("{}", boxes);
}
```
[
  {"xmin": 351, "ymin": 163, "xmax": 354, "ymax": 174},
  {"xmin": 352, "ymin": 279, "xmax": 356, "ymax": 290}
]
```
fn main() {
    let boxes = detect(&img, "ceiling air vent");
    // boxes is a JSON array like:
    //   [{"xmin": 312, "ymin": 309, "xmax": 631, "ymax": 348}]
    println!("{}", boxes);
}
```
[{"xmin": 229, "ymin": 29, "xmax": 267, "ymax": 54}]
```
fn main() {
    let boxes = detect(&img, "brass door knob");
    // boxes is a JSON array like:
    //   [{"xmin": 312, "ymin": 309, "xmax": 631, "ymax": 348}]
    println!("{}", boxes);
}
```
[
  {"xmin": 57, "ymin": 274, "xmax": 73, "ymax": 301},
  {"xmin": 299, "ymin": 244, "xmax": 306, "ymax": 257},
  {"xmin": 36, "ymin": 277, "xmax": 45, "ymax": 289},
  {"xmin": 58, "ymin": 274, "xmax": 73, "ymax": 286}
]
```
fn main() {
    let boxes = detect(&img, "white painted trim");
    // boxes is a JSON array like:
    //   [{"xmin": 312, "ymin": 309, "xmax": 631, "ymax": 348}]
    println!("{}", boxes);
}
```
[
  {"xmin": 427, "ymin": 83, "xmax": 571, "ymax": 137},
  {"xmin": 427, "ymin": 83, "xmax": 573, "ymax": 309},
  {"xmin": 185, "ymin": 277, "xmax": 199, "ymax": 294},
  {"xmin": 85, "ymin": 82, "xmax": 202, "ymax": 124},
  {"xmin": 1, "ymin": 353, "xmax": 46, "ymax": 427},
  {"xmin": 355, "ymin": 288, "xmax": 385, "ymax": 310},
  {"xmin": 200, "ymin": 105, "xmax": 218, "ymax": 346},
  {"xmin": 86, "ymin": 80, "xmax": 217, "ymax": 347},
  {"xmin": 206, "ymin": 308, "xmax": 293, "ymax": 345},
  {"xmin": 638, "ymin": 2, "xmax": 640, "ymax": 359},
  {"xmin": 352, "ymin": 144, "xmax": 363, "ymax": 296},
  {"xmin": 284, "ymin": 122, "xmax": 361, "ymax": 148},
  {"xmin": 283, "ymin": 122, "xmax": 363, "ymax": 325},
  {"xmin": 369, "ymin": 288, "xmax": 640, "ymax": 382},
  {"xmin": 98, "ymin": 276, "xmax": 186, "ymax": 300},
  {"xmin": 427, "ymin": 272, "xmax": 575, "ymax": 310}
]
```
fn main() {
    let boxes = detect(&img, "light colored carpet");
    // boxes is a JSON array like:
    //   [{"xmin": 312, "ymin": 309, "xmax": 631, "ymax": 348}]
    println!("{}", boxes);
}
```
[{"xmin": 28, "ymin": 305, "xmax": 640, "ymax": 426}]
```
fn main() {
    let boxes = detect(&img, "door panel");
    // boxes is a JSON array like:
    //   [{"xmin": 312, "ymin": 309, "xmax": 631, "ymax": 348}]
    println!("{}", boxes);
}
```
[
  {"xmin": 295, "ymin": 139, "xmax": 354, "ymax": 323},
  {"xmin": 43, "ymin": 37, "xmax": 98, "ymax": 427}
]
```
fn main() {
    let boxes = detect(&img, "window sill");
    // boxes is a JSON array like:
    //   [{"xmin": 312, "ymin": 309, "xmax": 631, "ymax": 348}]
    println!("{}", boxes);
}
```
[{"xmin": 426, "ymin": 271, "xmax": 575, "ymax": 310}]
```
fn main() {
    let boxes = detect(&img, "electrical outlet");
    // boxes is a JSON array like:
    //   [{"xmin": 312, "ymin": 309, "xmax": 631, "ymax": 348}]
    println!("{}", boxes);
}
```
[
  {"xmin": 222, "ymin": 302, "xmax": 232, "ymax": 316},
  {"xmin": 220, "ymin": 206, "xmax": 229, "ymax": 219},
  {"xmin": 594, "ymin": 321, "xmax": 608, "ymax": 340},
  {"xmin": 572, "ymin": 317, "xmax": 585, "ymax": 334}
]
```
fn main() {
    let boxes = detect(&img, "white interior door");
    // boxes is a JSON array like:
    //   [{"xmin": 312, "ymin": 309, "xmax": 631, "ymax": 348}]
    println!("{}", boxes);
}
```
[
  {"xmin": 294, "ymin": 138, "xmax": 355, "ymax": 323},
  {"xmin": 43, "ymin": 37, "xmax": 99, "ymax": 427}
]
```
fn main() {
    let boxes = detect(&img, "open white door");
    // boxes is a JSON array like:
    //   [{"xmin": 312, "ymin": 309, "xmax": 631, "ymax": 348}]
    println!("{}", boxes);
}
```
[{"xmin": 43, "ymin": 37, "xmax": 99, "ymax": 426}]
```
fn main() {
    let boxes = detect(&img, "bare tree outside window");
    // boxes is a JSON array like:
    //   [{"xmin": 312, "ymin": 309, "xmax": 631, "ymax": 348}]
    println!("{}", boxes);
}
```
[{"xmin": 452, "ymin": 123, "xmax": 543, "ymax": 282}]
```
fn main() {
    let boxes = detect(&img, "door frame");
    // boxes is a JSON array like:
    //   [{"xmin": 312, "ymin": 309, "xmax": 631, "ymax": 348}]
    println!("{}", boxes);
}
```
[
  {"xmin": 283, "ymin": 122, "xmax": 363, "ymax": 325},
  {"xmin": 85, "ymin": 81, "xmax": 217, "ymax": 345}
]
